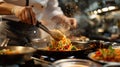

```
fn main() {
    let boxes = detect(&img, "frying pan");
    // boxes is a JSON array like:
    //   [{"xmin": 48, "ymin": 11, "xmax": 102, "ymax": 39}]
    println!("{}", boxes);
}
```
[
  {"xmin": 0, "ymin": 46, "xmax": 36, "ymax": 65},
  {"xmin": 31, "ymin": 38, "xmax": 96, "ymax": 59}
]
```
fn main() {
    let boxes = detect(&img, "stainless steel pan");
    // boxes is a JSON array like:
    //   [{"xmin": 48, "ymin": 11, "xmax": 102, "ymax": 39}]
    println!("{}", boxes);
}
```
[{"xmin": 0, "ymin": 46, "xmax": 36, "ymax": 65}]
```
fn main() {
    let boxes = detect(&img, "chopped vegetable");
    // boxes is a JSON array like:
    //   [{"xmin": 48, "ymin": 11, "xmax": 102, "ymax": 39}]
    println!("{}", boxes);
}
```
[
  {"xmin": 92, "ymin": 46, "xmax": 120, "ymax": 62},
  {"xmin": 48, "ymin": 30, "xmax": 78, "ymax": 51},
  {"xmin": 0, "ymin": 49, "xmax": 19, "ymax": 55}
]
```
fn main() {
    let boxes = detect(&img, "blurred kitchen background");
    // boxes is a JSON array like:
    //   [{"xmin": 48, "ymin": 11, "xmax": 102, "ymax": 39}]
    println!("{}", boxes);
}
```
[{"xmin": 58, "ymin": 0, "xmax": 120, "ymax": 42}]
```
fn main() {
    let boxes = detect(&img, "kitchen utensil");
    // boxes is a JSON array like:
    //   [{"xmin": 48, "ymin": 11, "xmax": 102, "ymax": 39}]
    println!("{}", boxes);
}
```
[
  {"xmin": 52, "ymin": 59, "xmax": 101, "ymax": 67},
  {"xmin": 0, "ymin": 38, "xmax": 9, "ymax": 47},
  {"xmin": 27, "ymin": 10, "xmax": 64, "ymax": 41},
  {"xmin": 31, "ymin": 38, "xmax": 95, "ymax": 58},
  {"xmin": 0, "ymin": 46, "xmax": 36, "ymax": 65}
]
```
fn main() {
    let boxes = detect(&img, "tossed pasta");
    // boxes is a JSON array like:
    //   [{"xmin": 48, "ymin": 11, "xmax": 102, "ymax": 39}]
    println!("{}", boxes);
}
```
[{"xmin": 48, "ymin": 30, "xmax": 78, "ymax": 51}]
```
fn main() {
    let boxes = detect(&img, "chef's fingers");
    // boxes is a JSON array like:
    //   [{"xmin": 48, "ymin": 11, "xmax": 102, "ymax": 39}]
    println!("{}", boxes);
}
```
[
  {"xmin": 24, "ymin": 8, "xmax": 29, "ymax": 24},
  {"xmin": 25, "ymin": 7, "xmax": 32, "ymax": 24},
  {"xmin": 17, "ymin": 7, "xmax": 30, "ymax": 24},
  {"xmin": 18, "ymin": 8, "xmax": 26, "ymax": 23},
  {"xmin": 69, "ymin": 18, "xmax": 77, "ymax": 28},
  {"xmin": 28, "ymin": 7, "xmax": 36, "ymax": 25},
  {"xmin": 21, "ymin": 9, "xmax": 27, "ymax": 23}
]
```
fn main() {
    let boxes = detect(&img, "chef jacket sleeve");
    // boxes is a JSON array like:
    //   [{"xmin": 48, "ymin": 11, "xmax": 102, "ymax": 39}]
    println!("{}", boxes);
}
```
[
  {"xmin": 0, "ymin": 0, "xmax": 4, "ymax": 2},
  {"xmin": 42, "ymin": 0, "xmax": 63, "ymax": 22}
]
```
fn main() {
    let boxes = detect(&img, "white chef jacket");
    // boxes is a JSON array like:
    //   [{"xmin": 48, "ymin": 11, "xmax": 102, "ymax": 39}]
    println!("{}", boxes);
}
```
[
  {"xmin": 0, "ymin": 0, "xmax": 64, "ymax": 45},
  {"xmin": 0, "ymin": 0, "xmax": 63, "ymax": 22}
]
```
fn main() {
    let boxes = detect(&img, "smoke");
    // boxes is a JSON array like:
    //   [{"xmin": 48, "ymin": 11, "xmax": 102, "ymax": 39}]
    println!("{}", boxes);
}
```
[{"xmin": 68, "ymin": 13, "xmax": 95, "ymax": 37}]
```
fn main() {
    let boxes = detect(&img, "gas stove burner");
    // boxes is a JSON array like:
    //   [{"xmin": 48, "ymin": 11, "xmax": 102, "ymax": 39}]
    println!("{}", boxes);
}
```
[
  {"xmin": 67, "ymin": 56, "xmax": 75, "ymax": 59},
  {"xmin": 0, "ymin": 59, "xmax": 44, "ymax": 67},
  {"xmin": 40, "ymin": 55, "xmax": 56, "ymax": 62},
  {"xmin": 39, "ymin": 55, "xmax": 77, "ymax": 62}
]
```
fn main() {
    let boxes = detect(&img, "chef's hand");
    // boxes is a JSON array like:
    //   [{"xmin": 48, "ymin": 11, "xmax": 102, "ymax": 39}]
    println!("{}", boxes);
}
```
[
  {"xmin": 11, "ymin": 6, "xmax": 36, "ymax": 25},
  {"xmin": 52, "ymin": 15, "xmax": 77, "ymax": 29},
  {"xmin": 67, "ymin": 17, "xmax": 77, "ymax": 29}
]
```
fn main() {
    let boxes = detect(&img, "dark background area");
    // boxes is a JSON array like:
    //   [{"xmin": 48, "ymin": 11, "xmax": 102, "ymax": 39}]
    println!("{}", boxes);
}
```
[{"xmin": 58, "ymin": 0, "xmax": 120, "ymax": 42}]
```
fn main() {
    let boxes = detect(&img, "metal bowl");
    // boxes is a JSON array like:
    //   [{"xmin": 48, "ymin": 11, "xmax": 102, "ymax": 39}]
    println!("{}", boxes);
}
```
[
  {"xmin": 52, "ymin": 59, "xmax": 93, "ymax": 67},
  {"xmin": 103, "ymin": 63, "xmax": 120, "ymax": 67}
]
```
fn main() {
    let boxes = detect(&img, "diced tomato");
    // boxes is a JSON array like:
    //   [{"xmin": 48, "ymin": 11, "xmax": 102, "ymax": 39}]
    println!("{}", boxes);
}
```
[
  {"xmin": 64, "ymin": 45, "xmax": 70, "ymax": 49},
  {"xmin": 95, "ymin": 51, "xmax": 102, "ymax": 57}
]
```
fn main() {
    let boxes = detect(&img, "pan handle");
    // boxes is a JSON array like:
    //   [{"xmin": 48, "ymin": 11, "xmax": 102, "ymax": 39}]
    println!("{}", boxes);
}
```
[
  {"xmin": 31, "ymin": 57, "xmax": 54, "ymax": 66},
  {"xmin": 0, "ymin": 38, "xmax": 10, "ymax": 47}
]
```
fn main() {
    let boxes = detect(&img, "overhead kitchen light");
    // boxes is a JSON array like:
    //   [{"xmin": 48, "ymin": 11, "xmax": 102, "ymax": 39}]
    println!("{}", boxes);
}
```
[
  {"xmin": 91, "ymin": 6, "xmax": 119, "ymax": 15},
  {"xmin": 88, "ymin": 0, "xmax": 119, "ymax": 19},
  {"xmin": 93, "ymin": 10, "xmax": 98, "ymax": 14},
  {"xmin": 89, "ymin": 0, "xmax": 119, "ymax": 15},
  {"xmin": 89, "ymin": 14, "xmax": 98, "ymax": 19},
  {"xmin": 97, "ymin": 9, "xmax": 102, "ymax": 13},
  {"xmin": 102, "ymin": 7, "xmax": 109, "ymax": 12},
  {"xmin": 108, "ymin": 6, "xmax": 117, "ymax": 10}
]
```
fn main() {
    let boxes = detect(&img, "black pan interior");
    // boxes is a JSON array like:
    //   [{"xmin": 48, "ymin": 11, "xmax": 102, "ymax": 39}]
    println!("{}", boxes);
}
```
[{"xmin": 32, "ymin": 40, "xmax": 96, "ymax": 58}]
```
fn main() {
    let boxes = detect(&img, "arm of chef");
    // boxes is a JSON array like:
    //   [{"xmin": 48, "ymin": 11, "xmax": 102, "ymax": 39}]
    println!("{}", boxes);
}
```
[
  {"xmin": 0, "ymin": 0, "xmax": 13, "ymax": 15},
  {"xmin": 0, "ymin": 0, "xmax": 4, "ymax": 3},
  {"xmin": 41, "ymin": 0, "xmax": 63, "ymax": 22}
]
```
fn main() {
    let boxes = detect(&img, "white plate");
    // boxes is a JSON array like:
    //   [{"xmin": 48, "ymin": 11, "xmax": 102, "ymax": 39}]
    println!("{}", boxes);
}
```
[{"xmin": 88, "ymin": 52, "xmax": 120, "ymax": 64}]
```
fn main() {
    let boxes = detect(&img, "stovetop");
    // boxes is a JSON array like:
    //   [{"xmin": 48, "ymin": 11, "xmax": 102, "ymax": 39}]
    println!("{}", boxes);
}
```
[
  {"xmin": 0, "ymin": 59, "xmax": 51, "ymax": 67},
  {"xmin": 0, "ymin": 47, "xmax": 103, "ymax": 67},
  {"xmin": 20, "ymin": 59, "xmax": 52, "ymax": 67},
  {"xmin": 0, "ymin": 54, "xmax": 102, "ymax": 67}
]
